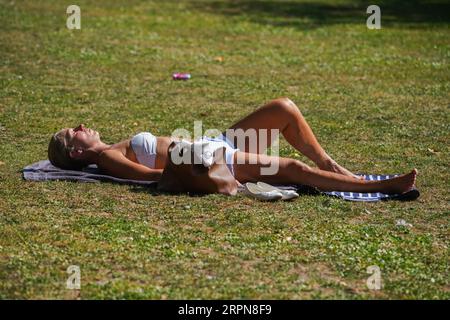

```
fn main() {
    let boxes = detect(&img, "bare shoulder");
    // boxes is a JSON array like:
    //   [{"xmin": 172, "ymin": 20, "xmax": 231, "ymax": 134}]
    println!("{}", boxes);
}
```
[
  {"xmin": 97, "ymin": 148, "xmax": 136, "ymax": 173},
  {"xmin": 98, "ymin": 148, "xmax": 125, "ymax": 162},
  {"xmin": 97, "ymin": 149, "xmax": 127, "ymax": 174},
  {"xmin": 99, "ymin": 140, "xmax": 133, "ymax": 162}
]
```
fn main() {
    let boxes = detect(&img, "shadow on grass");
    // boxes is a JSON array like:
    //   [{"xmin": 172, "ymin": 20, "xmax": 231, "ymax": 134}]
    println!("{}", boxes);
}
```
[
  {"xmin": 188, "ymin": 0, "xmax": 450, "ymax": 29},
  {"xmin": 128, "ymin": 183, "xmax": 321, "ymax": 198},
  {"xmin": 128, "ymin": 183, "xmax": 419, "ymax": 201},
  {"xmin": 128, "ymin": 184, "xmax": 217, "ymax": 197}
]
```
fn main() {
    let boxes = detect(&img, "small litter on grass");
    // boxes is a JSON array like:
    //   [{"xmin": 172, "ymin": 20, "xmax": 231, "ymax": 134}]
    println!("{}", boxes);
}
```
[
  {"xmin": 172, "ymin": 73, "xmax": 191, "ymax": 80},
  {"xmin": 427, "ymin": 148, "xmax": 439, "ymax": 155},
  {"xmin": 396, "ymin": 219, "xmax": 413, "ymax": 228}
]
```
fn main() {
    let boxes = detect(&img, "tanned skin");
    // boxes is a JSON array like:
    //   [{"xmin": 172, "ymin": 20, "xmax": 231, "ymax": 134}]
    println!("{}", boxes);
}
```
[{"xmin": 61, "ymin": 98, "xmax": 417, "ymax": 194}]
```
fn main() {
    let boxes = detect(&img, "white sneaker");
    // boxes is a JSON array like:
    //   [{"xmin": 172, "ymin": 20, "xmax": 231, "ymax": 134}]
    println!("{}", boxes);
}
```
[
  {"xmin": 256, "ymin": 182, "xmax": 299, "ymax": 200},
  {"xmin": 243, "ymin": 182, "xmax": 283, "ymax": 201}
]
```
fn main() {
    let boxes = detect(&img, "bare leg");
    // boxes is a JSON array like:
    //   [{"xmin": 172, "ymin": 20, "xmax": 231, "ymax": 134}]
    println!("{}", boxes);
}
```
[
  {"xmin": 233, "ymin": 152, "xmax": 417, "ymax": 194},
  {"xmin": 226, "ymin": 97, "xmax": 359, "ymax": 178}
]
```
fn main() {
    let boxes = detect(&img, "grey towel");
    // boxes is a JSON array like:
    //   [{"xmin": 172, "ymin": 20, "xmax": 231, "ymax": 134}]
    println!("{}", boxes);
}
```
[
  {"xmin": 22, "ymin": 160, "xmax": 419, "ymax": 201},
  {"xmin": 22, "ymin": 160, "xmax": 156, "ymax": 186}
]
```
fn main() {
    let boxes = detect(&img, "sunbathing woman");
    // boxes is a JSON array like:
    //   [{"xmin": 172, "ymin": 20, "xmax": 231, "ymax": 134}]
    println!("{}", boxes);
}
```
[{"xmin": 48, "ymin": 98, "xmax": 417, "ymax": 194}]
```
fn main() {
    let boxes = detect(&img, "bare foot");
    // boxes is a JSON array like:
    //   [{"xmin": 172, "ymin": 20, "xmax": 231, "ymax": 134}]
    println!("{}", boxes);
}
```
[
  {"xmin": 384, "ymin": 169, "xmax": 418, "ymax": 194},
  {"xmin": 320, "ymin": 159, "xmax": 362, "ymax": 180}
]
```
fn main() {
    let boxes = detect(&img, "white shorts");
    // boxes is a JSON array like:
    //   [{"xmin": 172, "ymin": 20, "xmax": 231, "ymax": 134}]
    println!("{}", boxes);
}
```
[{"xmin": 199, "ymin": 134, "xmax": 239, "ymax": 176}]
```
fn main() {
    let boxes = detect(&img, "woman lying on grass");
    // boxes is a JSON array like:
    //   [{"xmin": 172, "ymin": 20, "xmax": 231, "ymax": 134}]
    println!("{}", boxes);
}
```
[{"xmin": 48, "ymin": 98, "xmax": 417, "ymax": 194}]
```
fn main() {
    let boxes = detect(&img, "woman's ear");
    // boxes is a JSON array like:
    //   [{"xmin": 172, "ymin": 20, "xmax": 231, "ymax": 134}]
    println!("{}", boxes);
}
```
[{"xmin": 69, "ymin": 148, "xmax": 84, "ymax": 159}]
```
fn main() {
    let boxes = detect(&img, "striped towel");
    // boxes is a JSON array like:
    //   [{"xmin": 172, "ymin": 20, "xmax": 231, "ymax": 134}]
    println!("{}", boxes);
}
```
[
  {"xmin": 274, "ymin": 174, "xmax": 420, "ymax": 202},
  {"xmin": 323, "ymin": 174, "xmax": 419, "ymax": 201}
]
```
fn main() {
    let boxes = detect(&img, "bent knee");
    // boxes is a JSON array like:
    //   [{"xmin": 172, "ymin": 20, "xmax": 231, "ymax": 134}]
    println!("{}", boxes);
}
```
[
  {"xmin": 271, "ymin": 97, "xmax": 298, "ymax": 115},
  {"xmin": 287, "ymin": 160, "xmax": 311, "ymax": 174}
]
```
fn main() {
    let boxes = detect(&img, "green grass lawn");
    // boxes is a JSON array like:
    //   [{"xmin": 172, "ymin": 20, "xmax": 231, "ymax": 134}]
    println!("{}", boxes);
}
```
[{"xmin": 0, "ymin": 0, "xmax": 449, "ymax": 299}]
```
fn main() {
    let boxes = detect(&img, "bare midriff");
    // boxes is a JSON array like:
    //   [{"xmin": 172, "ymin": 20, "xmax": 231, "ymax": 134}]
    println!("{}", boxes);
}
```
[{"xmin": 153, "ymin": 136, "xmax": 176, "ymax": 169}]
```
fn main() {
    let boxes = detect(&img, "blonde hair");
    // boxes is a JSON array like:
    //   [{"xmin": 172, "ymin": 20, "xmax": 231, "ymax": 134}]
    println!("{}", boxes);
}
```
[{"xmin": 47, "ymin": 129, "xmax": 88, "ymax": 170}]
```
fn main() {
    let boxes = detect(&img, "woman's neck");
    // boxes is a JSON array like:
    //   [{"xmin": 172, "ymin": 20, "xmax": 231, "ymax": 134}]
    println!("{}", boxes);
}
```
[{"xmin": 85, "ymin": 141, "xmax": 112, "ymax": 164}]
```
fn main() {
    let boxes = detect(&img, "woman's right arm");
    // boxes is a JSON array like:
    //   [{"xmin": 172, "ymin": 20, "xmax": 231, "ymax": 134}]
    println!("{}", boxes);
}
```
[{"xmin": 98, "ymin": 150, "xmax": 163, "ymax": 181}]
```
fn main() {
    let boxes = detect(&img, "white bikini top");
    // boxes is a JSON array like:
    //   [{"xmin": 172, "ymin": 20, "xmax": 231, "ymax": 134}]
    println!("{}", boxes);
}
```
[{"xmin": 130, "ymin": 132, "xmax": 157, "ymax": 168}]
